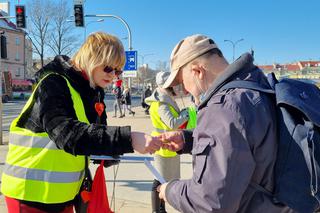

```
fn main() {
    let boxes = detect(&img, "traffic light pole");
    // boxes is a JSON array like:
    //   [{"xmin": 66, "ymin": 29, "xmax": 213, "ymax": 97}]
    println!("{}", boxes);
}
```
[
  {"xmin": 0, "ymin": 55, "xmax": 2, "ymax": 145},
  {"xmin": 0, "ymin": 31, "xmax": 4, "ymax": 145}
]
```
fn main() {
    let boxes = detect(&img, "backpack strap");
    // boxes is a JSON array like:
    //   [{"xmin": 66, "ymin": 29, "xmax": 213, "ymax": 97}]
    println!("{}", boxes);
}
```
[
  {"xmin": 219, "ymin": 78, "xmax": 278, "ymax": 200},
  {"xmin": 300, "ymin": 125, "xmax": 320, "ymax": 202}
]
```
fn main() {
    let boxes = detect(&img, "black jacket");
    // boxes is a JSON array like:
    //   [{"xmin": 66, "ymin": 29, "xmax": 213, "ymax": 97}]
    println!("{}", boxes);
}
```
[
  {"xmin": 17, "ymin": 55, "xmax": 134, "ymax": 211},
  {"xmin": 113, "ymin": 86, "xmax": 122, "ymax": 99},
  {"xmin": 123, "ymin": 90, "xmax": 132, "ymax": 105},
  {"xmin": 19, "ymin": 55, "xmax": 134, "ymax": 156}
]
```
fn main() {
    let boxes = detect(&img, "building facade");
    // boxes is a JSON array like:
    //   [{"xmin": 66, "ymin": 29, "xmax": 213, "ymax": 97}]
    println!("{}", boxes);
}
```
[{"xmin": 0, "ymin": 9, "xmax": 32, "ymax": 81}]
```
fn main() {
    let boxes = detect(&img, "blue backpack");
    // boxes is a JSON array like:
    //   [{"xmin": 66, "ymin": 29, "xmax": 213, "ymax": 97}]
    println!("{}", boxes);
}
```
[{"xmin": 220, "ymin": 73, "xmax": 320, "ymax": 213}]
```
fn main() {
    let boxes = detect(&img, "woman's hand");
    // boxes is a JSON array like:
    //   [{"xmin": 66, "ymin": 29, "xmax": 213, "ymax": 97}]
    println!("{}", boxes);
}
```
[
  {"xmin": 131, "ymin": 132, "xmax": 162, "ymax": 154},
  {"xmin": 158, "ymin": 131, "xmax": 185, "ymax": 152}
]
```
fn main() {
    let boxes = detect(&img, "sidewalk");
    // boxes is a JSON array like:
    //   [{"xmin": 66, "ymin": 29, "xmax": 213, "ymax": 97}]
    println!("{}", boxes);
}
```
[{"xmin": 0, "ymin": 99, "xmax": 193, "ymax": 213}]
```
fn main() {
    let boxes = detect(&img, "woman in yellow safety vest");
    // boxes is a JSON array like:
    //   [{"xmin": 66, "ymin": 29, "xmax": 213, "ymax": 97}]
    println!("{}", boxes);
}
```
[
  {"xmin": 145, "ymin": 71, "xmax": 197, "ymax": 213},
  {"xmin": 1, "ymin": 32, "xmax": 162, "ymax": 213}
]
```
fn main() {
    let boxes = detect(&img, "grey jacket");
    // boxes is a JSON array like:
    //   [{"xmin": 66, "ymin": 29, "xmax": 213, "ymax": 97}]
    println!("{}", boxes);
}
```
[
  {"xmin": 165, "ymin": 53, "xmax": 294, "ymax": 213},
  {"xmin": 145, "ymin": 88, "xmax": 189, "ymax": 129}
]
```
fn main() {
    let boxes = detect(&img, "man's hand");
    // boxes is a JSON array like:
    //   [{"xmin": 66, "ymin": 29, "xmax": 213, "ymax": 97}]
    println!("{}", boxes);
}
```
[
  {"xmin": 158, "ymin": 131, "xmax": 184, "ymax": 152},
  {"xmin": 157, "ymin": 183, "xmax": 168, "ymax": 202},
  {"xmin": 131, "ymin": 132, "xmax": 162, "ymax": 154}
]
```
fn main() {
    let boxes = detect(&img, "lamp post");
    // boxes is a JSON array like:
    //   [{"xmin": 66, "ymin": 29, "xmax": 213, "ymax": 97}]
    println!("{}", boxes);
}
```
[
  {"xmin": 66, "ymin": 18, "xmax": 105, "ymax": 41},
  {"xmin": 224, "ymin": 38, "xmax": 244, "ymax": 61},
  {"xmin": 139, "ymin": 53, "xmax": 154, "ymax": 65},
  {"xmin": 139, "ymin": 53, "xmax": 154, "ymax": 89},
  {"xmin": 84, "ymin": 18, "xmax": 104, "ymax": 40}
]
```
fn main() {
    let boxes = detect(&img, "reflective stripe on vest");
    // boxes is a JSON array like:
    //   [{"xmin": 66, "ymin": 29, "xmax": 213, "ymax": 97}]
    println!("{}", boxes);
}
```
[
  {"xmin": 4, "ymin": 164, "xmax": 84, "ymax": 183},
  {"xmin": 1, "ymin": 73, "xmax": 89, "ymax": 204},
  {"xmin": 9, "ymin": 133, "xmax": 59, "ymax": 150}
]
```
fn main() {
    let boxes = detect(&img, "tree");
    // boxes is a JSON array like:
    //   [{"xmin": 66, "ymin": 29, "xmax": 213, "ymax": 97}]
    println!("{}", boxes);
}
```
[
  {"xmin": 27, "ymin": 0, "xmax": 54, "ymax": 68},
  {"xmin": 47, "ymin": 0, "xmax": 79, "ymax": 56},
  {"xmin": 155, "ymin": 60, "xmax": 170, "ymax": 72}
]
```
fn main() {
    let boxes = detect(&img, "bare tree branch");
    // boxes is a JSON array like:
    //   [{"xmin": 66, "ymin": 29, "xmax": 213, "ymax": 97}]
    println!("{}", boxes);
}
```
[
  {"xmin": 48, "ymin": 0, "xmax": 79, "ymax": 56},
  {"xmin": 27, "ymin": 0, "xmax": 54, "ymax": 68},
  {"xmin": 156, "ymin": 60, "xmax": 170, "ymax": 72}
]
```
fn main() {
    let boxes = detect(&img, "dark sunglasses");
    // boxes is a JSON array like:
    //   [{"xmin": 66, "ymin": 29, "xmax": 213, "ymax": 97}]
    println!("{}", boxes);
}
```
[{"xmin": 103, "ymin": 66, "xmax": 123, "ymax": 76}]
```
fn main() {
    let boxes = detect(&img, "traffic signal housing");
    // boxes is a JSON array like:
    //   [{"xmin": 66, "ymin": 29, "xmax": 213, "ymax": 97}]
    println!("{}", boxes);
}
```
[
  {"xmin": 15, "ymin": 5, "xmax": 26, "ymax": 28},
  {"xmin": 74, "ymin": 4, "xmax": 84, "ymax": 27}
]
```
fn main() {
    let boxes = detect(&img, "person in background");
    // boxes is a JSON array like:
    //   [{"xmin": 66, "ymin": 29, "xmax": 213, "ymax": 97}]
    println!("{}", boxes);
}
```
[
  {"xmin": 157, "ymin": 34, "xmax": 292, "ymax": 212},
  {"xmin": 145, "ymin": 71, "xmax": 196, "ymax": 213},
  {"xmin": 141, "ymin": 85, "xmax": 152, "ymax": 115},
  {"xmin": 122, "ymin": 86, "xmax": 135, "ymax": 116},
  {"xmin": 112, "ymin": 77, "xmax": 124, "ymax": 118},
  {"xmin": 1, "ymin": 32, "xmax": 162, "ymax": 213}
]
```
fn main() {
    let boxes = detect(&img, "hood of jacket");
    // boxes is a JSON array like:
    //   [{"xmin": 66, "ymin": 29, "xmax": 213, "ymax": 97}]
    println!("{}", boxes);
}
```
[
  {"xmin": 198, "ymin": 53, "xmax": 267, "ymax": 110},
  {"xmin": 35, "ymin": 55, "xmax": 95, "ymax": 92},
  {"xmin": 145, "ymin": 88, "xmax": 180, "ymax": 113}
]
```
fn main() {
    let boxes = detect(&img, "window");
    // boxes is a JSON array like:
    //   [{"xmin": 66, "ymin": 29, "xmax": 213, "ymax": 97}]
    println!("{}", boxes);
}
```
[
  {"xmin": 16, "ymin": 37, "xmax": 20, "ymax": 46},
  {"xmin": 15, "ymin": 52, "xmax": 20, "ymax": 61},
  {"xmin": 15, "ymin": 67, "xmax": 21, "ymax": 77}
]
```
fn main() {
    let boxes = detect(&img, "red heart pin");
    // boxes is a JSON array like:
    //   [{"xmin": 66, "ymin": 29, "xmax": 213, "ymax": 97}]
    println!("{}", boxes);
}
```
[
  {"xmin": 95, "ymin": 102, "xmax": 104, "ymax": 117},
  {"xmin": 81, "ymin": 190, "xmax": 91, "ymax": 203}
]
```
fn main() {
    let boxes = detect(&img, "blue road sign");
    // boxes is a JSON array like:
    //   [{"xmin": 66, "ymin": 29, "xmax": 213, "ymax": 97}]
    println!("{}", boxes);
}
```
[{"xmin": 124, "ymin": 50, "xmax": 137, "ymax": 71}]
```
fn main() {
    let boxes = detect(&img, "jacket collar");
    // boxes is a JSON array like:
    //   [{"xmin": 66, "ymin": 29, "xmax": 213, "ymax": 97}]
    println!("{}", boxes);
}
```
[
  {"xmin": 198, "ymin": 53, "xmax": 256, "ymax": 110},
  {"xmin": 35, "ymin": 55, "xmax": 91, "ymax": 90}
]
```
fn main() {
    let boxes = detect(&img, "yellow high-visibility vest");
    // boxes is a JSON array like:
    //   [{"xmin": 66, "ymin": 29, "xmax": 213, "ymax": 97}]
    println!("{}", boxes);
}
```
[
  {"xmin": 149, "ymin": 102, "xmax": 197, "ymax": 157},
  {"xmin": 187, "ymin": 106, "xmax": 197, "ymax": 129},
  {"xmin": 150, "ymin": 102, "xmax": 179, "ymax": 157},
  {"xmin": 1, "ymin": 73, "xmax": 89, "ymax": 204}
]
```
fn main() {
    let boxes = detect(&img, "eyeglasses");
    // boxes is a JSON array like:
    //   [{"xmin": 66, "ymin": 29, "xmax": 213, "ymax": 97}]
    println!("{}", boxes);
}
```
[{"xmin": 103, "ymin": 66, "xmax": 123, "ymax": 76}]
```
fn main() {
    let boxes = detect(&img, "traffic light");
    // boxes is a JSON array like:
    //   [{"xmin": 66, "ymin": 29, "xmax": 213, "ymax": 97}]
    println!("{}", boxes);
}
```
[
  {"xmin": 15, "ymin": 5, "xmax": 26, "ymax": 28},
  {"xmin": 74, "ymin": 4, "xmax": 84, "ymax": 27},
  {"xmin": 1, "ymin": 35, "xmax": 7, "ymax": 59}
]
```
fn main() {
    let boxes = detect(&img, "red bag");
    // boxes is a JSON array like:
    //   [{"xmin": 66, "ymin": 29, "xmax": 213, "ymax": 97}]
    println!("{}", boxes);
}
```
[{"xmin": 87, "ymin": 160, "xmax": 114, "ymax": 213}]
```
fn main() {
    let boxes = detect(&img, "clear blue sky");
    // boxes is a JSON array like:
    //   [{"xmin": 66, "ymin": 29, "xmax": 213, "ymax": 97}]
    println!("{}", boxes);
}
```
[{"xmin": 8, "ymin": 0, "xmax": 320, "ymax": 69}]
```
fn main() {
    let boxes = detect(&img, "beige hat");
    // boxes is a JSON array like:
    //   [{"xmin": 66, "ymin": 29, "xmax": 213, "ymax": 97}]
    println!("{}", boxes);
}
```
[{"xmin": 162, "ymin": 34, "xmax": 218, "ymax": 89}]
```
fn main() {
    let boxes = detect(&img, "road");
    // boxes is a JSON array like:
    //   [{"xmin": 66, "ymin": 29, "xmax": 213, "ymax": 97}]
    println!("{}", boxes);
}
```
[
  {"xmin": 1, "ymin": 95, "xmax": 142, "ymax": 134},
  {"xmin": 2, "ymin": 101, "xmax": 26, "ymax": 135}
]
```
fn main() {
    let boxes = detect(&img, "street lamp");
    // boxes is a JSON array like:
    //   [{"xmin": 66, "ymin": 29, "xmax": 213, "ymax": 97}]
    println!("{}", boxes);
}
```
[
  {"xmin": 139, "ymin": 53, "xmax": 154, "ymax": 65},
  {"xmin": 84, "ymin": 19, "xmax": 104, "ymax": 40},
  {"xmin": 66, "ymin": 18, "xmax": 105, "ymax": 41},
  {"xmin": 138, "ymin": 53, "xmax": 154, "ymax": 89},
  {"xmin": 224, "ymin": 38, "xmax": 244, "ymax": 62}
]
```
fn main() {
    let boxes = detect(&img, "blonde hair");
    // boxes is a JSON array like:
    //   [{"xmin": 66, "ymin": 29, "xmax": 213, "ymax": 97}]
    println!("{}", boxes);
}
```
[{"xmin": 71, "ymin": 32, "xmax": 125, "ymax": 87}]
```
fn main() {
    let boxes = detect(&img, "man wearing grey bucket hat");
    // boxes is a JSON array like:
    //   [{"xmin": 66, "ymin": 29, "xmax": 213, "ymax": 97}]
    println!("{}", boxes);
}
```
[{"xmin": 157, "ymin": 34, "xmax": 293, "ymax": 212}]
